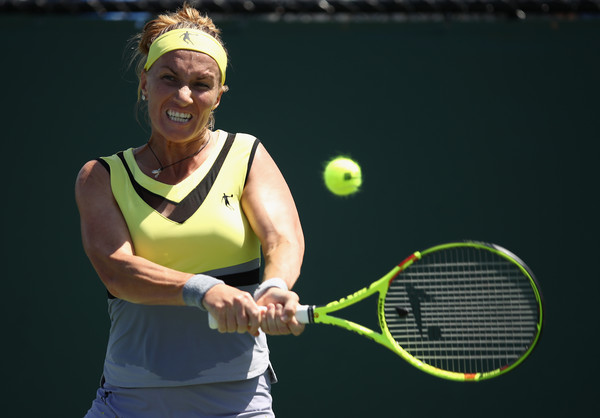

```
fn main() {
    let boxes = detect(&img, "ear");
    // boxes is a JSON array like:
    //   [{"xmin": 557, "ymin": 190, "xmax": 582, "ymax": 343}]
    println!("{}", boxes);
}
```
[
  {"xmin": 139, "ymin": 71, "xmax": 148, "ymax": 98},
  {"xmin": 212, "ymin": 88, "xmax": 225, "ymax": 111}
]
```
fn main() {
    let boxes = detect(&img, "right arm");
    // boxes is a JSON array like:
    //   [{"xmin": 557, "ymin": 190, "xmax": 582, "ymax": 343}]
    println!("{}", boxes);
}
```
[
  {"xmin": 75, "ymin": 159, "xmax": 190, "ymax": 305},
  {"xmin": 75, "ymin": 160, "xmax": 262, "ymax": 334}
]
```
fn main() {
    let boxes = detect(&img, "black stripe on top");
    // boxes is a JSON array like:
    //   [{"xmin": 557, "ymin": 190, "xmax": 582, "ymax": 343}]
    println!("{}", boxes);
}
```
[
  {"xmin": 117, "ymin": 132, "xmax": 236, "ymax": 224},
  {"xmin": 107, "ymin": 268, "xmax": 260, "ymax": 299},
  {"xmin": 245, "ymin": 138, "xmax": 260, "ymax": 185},
  {"xmin": 96, "ymin": 158, "xmax": 110, "ymax": 172}
]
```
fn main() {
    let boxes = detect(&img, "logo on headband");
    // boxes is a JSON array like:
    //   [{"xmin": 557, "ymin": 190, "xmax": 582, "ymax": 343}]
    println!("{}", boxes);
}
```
[{"xmin": 181, "ymin": 31, "xmax": 194, "ymax": 45}]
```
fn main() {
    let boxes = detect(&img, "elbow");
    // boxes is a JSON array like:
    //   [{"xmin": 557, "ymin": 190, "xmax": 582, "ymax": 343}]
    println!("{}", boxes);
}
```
[
  {"xmin": 102, "ymin": 276, "xmax": 123, "ymax": 299},
  {"xmin": 91, "ymin": 261, "xmax": 124, "ymax": 300},
  {"xmin": 85, "ymin": 248, "xmax": 128, "ymax": 300}
]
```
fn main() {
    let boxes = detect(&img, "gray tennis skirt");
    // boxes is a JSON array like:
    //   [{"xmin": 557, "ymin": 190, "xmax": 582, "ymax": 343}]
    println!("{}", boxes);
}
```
[{"xmin": 84, "ymin": 370, "xmax": 274, "ymax": 418}]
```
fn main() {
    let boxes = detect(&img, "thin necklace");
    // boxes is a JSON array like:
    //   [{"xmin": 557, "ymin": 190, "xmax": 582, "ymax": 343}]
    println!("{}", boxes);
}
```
[{"xmin": 147, "ymin": 136, "xmax": 211, "ymax": 179}]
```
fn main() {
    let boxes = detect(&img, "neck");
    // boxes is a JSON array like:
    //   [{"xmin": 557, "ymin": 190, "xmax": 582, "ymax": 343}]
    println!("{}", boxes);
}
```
[{"xmin": 146, "ymin": 131, "xmax": 212, "ymax": 179}]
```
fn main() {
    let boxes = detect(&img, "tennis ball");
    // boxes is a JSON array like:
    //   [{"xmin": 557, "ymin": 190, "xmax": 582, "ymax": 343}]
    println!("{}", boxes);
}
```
[{"xmin": 323, "ymin": 157, "xmax": 362, "ymax": 196}]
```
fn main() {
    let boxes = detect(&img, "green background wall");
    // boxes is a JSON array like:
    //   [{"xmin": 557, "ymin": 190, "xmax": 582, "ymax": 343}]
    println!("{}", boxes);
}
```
[{"xmin": 2, "ymin": 14, "xmax": 598, "ymax": 417}]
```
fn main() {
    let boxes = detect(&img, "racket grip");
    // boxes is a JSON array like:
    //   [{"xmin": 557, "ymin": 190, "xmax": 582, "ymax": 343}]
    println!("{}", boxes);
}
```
[
  {"xmin": 208, "ymin": 313, "xmax": 218, "ymax": 329},
  {"xmin": 208, "ymin": 304, "xmax": 313, "ymax": 329},
  {"xmin": 295, "ymin": 305, "xmax": 312, "ymax": 324}
]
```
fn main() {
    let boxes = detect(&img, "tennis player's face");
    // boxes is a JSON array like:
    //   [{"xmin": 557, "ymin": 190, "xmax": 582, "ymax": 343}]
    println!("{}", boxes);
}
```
[{"xmin": 141, "ymin": 50, "xmax": 223, "ymax": 144}]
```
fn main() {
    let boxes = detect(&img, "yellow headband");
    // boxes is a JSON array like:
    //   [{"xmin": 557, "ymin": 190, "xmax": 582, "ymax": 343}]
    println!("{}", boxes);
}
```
[{"xmin": 144, "ymin": 28, "xmax": 227, "ymax": 85}]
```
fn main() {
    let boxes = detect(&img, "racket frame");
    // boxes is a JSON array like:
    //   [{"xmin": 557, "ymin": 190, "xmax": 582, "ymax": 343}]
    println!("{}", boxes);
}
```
[{"xmin": 303, "ymin": 241, "xmax": 544, "ymax": 382}]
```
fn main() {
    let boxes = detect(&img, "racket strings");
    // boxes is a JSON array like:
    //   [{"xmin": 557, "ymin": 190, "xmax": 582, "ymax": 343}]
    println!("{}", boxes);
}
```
[{"xmin": 384, "ymin": 247, "xmax": 540, "ymax": 374}]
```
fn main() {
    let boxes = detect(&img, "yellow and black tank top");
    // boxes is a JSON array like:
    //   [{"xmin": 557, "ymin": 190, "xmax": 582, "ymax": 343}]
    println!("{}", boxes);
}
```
[{"xmin": 97, "ymin": 130, "xmax": 270, "ymax": 387}]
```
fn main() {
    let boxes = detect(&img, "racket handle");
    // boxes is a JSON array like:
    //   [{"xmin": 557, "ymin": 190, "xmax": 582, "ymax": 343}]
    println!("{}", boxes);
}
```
[
  {"xmin": 295, "ymin": 305, "xmax": 313, "ymax": 324},
  {"xmin": 208, "ymin": 304, "xmax": 314, "ymax": 329}
]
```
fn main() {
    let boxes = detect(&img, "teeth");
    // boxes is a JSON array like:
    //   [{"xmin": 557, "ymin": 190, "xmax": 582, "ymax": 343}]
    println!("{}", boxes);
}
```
[{"xmin": 167, "ymin": 110, "xmax": 192, "ymax": 123}]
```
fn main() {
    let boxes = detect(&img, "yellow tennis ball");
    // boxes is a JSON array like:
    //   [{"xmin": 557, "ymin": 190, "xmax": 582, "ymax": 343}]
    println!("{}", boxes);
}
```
[{"xmin": 323, "ymin": 157, "xmax": 362, "ymax": 196}]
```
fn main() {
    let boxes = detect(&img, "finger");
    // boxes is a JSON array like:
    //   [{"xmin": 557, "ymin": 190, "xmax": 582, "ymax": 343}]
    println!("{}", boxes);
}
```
[
  {"xmin": 287, "ymin": 317, "xmax": 306, "ymax": 336},
  {"xmin": 226, "ymin": 308, "xmax": 238, "ymax": 333},
  {"xmin": 235, "ymin": 302, "xmax": 249, "ymax": 334},
  {"xmin": 281, "ymin": 295, "xmax": 299, "ymax": 323},
  {"xmin": 247, "ymin": 306, "xmax": 265, "ymax": 337},
  {"xmin": 275, "ymin": 304, "xmax": 291, "ymax": 334},
  {"xmin": 247, "ymin": 320, "xmax": 260, "ymax": 337},
  {"xmin": 217, "ymin": 311, "xmax": 230, "ymax": 334},
  {"xmin": 262, "ymin": 304, "xmax": 292, "ymax": 335},
  {"xmin": 236, "ymin": 293, "xmax": 263, "ymax": 335},
  {"xmin": 260, "ymin": 304, "xmax": 278, "ymax": 334}
]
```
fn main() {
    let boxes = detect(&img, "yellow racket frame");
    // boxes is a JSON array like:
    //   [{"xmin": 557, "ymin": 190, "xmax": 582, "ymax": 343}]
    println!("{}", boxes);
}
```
[{"xmin": 309, "ymin": 242, "xmax": 544, "ymax": 382}]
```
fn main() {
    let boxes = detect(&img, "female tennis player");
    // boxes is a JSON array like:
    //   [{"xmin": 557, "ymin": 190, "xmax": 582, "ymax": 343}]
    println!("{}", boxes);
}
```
[{"xmin": 76, "ymin": 3, "xmax": 305, "ymax": 416}]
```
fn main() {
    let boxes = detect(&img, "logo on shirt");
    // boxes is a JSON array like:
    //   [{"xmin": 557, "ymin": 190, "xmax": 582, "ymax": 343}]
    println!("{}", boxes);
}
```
[{"xmin": 222, "ymin": 193, "xmax": 234, "ymax": 209}]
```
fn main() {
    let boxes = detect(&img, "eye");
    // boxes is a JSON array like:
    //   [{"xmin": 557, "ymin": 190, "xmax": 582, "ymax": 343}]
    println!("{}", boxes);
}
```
[
  {"xmin": 161, "ymin": 74, "xmax": 176, "ymax": 82},
  {"xmin": 193, "ymin": 80, "xmax": 211, "ymax": 89}
]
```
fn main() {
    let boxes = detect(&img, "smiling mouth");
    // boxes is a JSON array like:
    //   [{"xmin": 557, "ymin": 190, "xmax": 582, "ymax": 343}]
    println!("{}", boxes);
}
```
[{"xmin": 166, "ymin": 109, "xmax": 192, "ymax": 123}]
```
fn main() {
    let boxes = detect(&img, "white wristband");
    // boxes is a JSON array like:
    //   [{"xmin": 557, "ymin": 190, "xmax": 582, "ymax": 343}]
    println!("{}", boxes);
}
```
[
  {"xmin": 182, "ymin": 274, "xmax": 225, "ymax": 311},
  {"xmin": 253, "ymin": 278, "xmax": 288, "ymax": 300}
]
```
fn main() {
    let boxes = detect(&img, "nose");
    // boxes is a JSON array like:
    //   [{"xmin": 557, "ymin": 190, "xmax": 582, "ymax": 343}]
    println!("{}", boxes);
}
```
[{"xmin": 175, "ymin": 85, "xmax": 193, "ymax": 104}]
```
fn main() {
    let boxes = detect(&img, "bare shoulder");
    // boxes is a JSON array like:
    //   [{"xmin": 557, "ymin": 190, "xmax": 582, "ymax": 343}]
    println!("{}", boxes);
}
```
[
  {"xmin": 75, "ymin": 160, "xmax": 109, "ymax": 189},
  {"xmin": 247, "ymin": 142, "xmax": 283, "ymax": 181},
  {"xmin": 75, "ymin": 159, "xmax": 111, "ymax": 207},
  {"xmin": 76, "ymin": 159, "xmax": 107, "ymax": 183},
  {"xmin": 242, "ymin": 141, "xmax": 298, "ymax": 224}
]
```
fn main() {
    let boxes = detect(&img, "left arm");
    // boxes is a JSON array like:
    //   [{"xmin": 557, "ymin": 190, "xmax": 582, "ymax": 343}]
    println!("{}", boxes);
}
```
[{"xmin": 241, "ymin": 142, "xmax": 305, "ymax": 335}]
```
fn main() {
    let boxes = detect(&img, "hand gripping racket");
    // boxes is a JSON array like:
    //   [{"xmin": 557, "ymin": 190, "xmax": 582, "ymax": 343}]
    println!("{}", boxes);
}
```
[{"xmin": 210, "ymin": 241, "xmax": 544, "ymax": 382}]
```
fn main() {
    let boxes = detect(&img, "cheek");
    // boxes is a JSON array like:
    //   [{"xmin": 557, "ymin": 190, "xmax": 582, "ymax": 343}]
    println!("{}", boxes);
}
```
[
  {"xmin": 148, "ymin": 100, "xmax": 164, "ymax": 119},
  {"xmin": 145, "ymin": 85, "xmax": 165, "ymax": 111},
  {"xmin": 203, "ymin": 89, "xmax": 220, "ymax": 105},
  {"xmin": 196, "ymin": 93, "xmax": 220, "ymax": 114}
]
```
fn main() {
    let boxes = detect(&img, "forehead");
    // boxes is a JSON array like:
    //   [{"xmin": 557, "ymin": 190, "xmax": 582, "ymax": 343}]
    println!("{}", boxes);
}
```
[{"xmin": 153, "ymin": 49, "xmax": 220, "ymax": 77}]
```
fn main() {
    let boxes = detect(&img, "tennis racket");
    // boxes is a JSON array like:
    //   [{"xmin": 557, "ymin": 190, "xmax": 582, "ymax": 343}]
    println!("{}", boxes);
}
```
[{"xmin": 210, "ymin": 241, "xmax": 544, "ymax": 382}]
